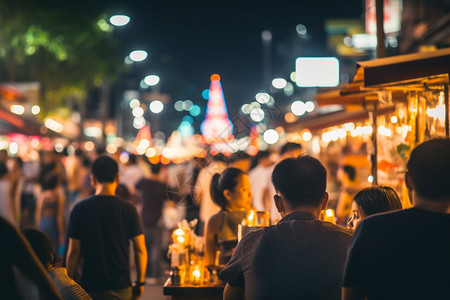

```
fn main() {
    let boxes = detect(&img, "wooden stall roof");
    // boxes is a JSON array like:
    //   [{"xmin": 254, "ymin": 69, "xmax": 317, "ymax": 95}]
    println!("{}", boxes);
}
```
[{"xmin": 353, "ymin": 47, "xmax": 450, "ymax": 88}]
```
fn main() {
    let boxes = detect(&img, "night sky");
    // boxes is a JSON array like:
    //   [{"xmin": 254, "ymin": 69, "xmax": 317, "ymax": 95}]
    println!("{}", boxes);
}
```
[{"xmin": 100, "ymin": 0, "xmax": 364, "ymax": 136}]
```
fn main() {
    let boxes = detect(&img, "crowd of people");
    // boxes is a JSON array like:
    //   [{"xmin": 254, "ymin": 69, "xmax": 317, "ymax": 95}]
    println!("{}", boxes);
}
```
[{"xmin": 1, "ymin": 138, "xmax": 449, "ymax": 300}]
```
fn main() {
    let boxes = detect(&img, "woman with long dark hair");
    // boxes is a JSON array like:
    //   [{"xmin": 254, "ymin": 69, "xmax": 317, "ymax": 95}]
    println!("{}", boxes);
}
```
[{"xmin": 204, "ymin": 168, "xmax": 252, "ymax": 266}]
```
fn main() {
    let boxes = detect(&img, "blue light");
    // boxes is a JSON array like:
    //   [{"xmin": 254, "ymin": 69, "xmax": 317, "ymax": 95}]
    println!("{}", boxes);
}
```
[
  {"xmin": 182, "ymin": 115, "xmax": 194, "ymax": 124},
  {"xmin": 202, "ymin": 89, "xmax": 209, "ymax": 100},
  {"xmin": 190, "ymin": 105, "xmax": 201, "ymax": 117},
  {"xmin": 178, "ymin": 121, "xmax": 194, "ymax": 136}
]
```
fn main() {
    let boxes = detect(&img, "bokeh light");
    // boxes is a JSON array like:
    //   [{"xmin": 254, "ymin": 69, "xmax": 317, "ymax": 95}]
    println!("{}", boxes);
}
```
[
  {"xmin": 202, "ymin": 89, "xmax": 210, "ymax": 100},
  {"xmin": 272, "ymin": 78, "xmax": 287, "ymax": 89},
  {"xmin": 255, "ymin": 92, "xmax": 270, "ymax": 104},
  {"xmin": 144, "ymin": 75, "xmax": 160, "ymax": 86},
  {"xmin": 174, "ymin": 100, "xmax": 184, "ymax": 111},
  {"xmin": 250, "ymin": 108, "xmax": 265, "ymax": 122},
  {"xmin": 110, "ymin": 15, "xmax": 130, "ymax": 26},
  {"xmin": 263, "ymin": 129, "xmax": 279, "ymax": 144},
  {"xmin": 129, "ymin": 50, "xmax": 148, "ymax": 62},
  {"xmin": 31, "ymin": 105, "xmax": 40, "ymax": 115},
  {"xmin": 291, "ymin": 101, "xmax": 306, "ymax": 116},
  {"xmin": 189, "ymin": 105, "xmax": 201, "ymax": 117},
  {"xmin": 149, "ymin": 100, "xmax": 164, "ymax": 113}
]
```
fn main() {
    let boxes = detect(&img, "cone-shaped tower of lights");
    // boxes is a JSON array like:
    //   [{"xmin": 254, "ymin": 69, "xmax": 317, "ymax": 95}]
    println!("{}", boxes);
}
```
[{"xmin": 201, "ymin": 74, "xmax": 233, "ymax": 143}]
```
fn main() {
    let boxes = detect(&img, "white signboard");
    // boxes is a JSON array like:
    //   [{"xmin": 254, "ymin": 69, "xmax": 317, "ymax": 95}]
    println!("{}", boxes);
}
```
[{"xmin": 295, "ymin": 57, "xmax": 340, "ymax": 87}]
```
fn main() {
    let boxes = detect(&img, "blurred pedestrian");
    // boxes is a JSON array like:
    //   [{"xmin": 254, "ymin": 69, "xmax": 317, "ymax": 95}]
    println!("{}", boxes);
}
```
[
  {"xmin": 0, "ymin": 215, "xmax": 62, "ymax": 300},
  {"xmin": 66, "ymin": 155, "xmax": 147, "ymax": 300},
  {"xmin": 23, "ymin": 228, "xmax": 92, "ymax": 300}
]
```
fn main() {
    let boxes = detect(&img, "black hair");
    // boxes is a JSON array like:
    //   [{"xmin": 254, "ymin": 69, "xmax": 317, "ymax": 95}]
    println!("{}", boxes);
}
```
[
  {"xmin": 150, "ymin": 162, "xmax": 162, "ymax": 174},
  {"xmin": 82, "ymin": 157, "xmax": 91, "ymax": 168},
  {"xmin": 22, "ymin": 228, "xmax": 55, "ymax": 268},
  {"xmin": 280, "ymin": 142, "xmax": 302, "ymax": 156},
  {"xmin": 353, "ymin": 186, "xmax": 402, "ymax": 217},
  {"xmin": 128, "ymin": 153, "xmax": 137, "ymax": 164},
  {"xmin": 210, "ymin": 167, "xmax": 245, "ymax": 210},
  {"xmin": 406, "ymin": 138, "xmax": 450, "ymax": 201},
  {"xmin": 13, "ymin": 156, "xmax": 23, "ymax": 169},
  {"xmin": 0, "ymin": 162, "xmax": 7, "ymax": 177},
  {"xmin": 272, "ymin": 155, "xmax": 327, "ymax": 207},
  {"xmin": 92, "ymin": 155, "xmax": 118, "ymax": 183},
  {"xmin": 41, "ymin": 173, "xmax": 59, "ymax": 191},
  {"xmin": 343, "ymin": 165, "xmax": 356, "ymax": 181}
]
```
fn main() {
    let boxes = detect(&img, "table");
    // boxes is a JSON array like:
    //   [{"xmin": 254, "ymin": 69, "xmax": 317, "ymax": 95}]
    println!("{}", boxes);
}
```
[{"xmin": 163, "ymin": 278, "xmax": 225, "ymax": 300}]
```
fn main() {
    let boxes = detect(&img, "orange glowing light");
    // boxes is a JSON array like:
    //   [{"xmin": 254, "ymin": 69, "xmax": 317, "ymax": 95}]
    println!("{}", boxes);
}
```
[
  {"xmin": 284, "ymin": 112, "xmax": 298, "ymax": 123},
  {"xmin": 161, "ymin": 155, "xmax": 171, "ymax": 165},
  {"xmin": 210, "ymin": 74, "xmax": 221, "ymax": 82},
  {"xmin": 148, "ymin": 155, "xmax": 160, "ymax": 164}
]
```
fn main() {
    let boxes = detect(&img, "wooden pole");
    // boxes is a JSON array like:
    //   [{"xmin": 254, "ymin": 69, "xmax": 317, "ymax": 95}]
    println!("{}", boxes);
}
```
[
  {"xmin": 445, "ymin": 85, "xmax": 449, "ymax": 138},
  {"xmin": 371, "ymin": 103, "xmax": 378, "ymax": 186},
  {"xmin": 376, "ymin": 0, "xmax": 385, "ymax": 59}
]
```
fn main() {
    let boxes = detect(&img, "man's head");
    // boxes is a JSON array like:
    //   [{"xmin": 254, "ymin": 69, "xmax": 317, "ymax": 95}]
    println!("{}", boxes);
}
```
[
  {"xmin": 272, "ymin": 155, "xmax": 327, "ymax": 209},
  {"xmin": 92, "ymin": 155, "xmax": 119, "ymax": 183},
  {"xmin": 406, "ymin": 138, "xmax": 450, "ymax": 202},
  {"xmin": 280, "ymin": 142, "xmax": 302, "ymax": 159}
]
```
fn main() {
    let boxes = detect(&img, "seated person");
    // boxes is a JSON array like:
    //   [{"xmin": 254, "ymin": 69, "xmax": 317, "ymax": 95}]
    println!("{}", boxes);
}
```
[
  {"xmin": 204, "ymin": 168, "xmax": 252, "ymax": 266},
  {"xmin": 23, "ymin": 228, "xmax": 92, "ymax": 300},
  {"xmin": 220, "ymin": 155, "xmax": 352, "ymax": 300},
  {"xmin": 347, "ymin": 186, "xmax": 402, "ymax": 231}
]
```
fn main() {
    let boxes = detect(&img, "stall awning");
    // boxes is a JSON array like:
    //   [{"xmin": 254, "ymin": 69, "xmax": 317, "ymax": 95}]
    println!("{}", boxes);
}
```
[
  {"xmin": 353, "ymin": 47, "xmax": 450, "ymax": 88},
  {"xmin": 0, "ymin": 106, "xmax": 62, "ymax": 137},
  {"xmin": 284, "ymin": 106, "xmax": 395, "ymax": 132}
]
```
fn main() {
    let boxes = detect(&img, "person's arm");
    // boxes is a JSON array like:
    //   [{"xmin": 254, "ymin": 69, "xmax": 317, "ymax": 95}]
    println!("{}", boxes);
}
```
[
  {"xmin": 56, "ymin": 192, "xmax": 65, "ymax": 247},
  {"xmin": 66, "ymin": 238, "xmax": 81, "ymax": 280},
  {"xmin": 204, "ymin": 214, "xmax": 221, "ymax": 266},
  {"xmin": 35, "ymin": 192, "xmax": 44, "ymax": 227},
  {"xmin": 223, "ymin": 284, "xmax": 245, "ymax": 300},
  {"xmin": 342, "ymin": 287, "xmax": 366, "ymax": 300},
  {"xmin": 132, "ymin": 234, "xmax": 147, "ymax": 299}
]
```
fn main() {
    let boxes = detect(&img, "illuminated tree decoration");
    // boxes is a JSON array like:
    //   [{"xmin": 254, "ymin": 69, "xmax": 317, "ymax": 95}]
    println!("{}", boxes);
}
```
[{"xmin": 201, "ymin": 74, "xmax": 233, "ymax": 143}]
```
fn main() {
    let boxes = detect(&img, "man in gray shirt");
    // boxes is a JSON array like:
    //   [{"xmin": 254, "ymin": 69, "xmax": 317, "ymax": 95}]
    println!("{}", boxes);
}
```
[{"xmin": 221, "ymin": 155, "xmax": 352, "ymax": 300}]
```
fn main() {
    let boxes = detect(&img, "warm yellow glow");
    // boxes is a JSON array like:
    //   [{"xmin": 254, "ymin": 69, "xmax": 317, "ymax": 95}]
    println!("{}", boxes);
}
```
[
  {"xmin": 106, "ymin": 143, "xmax": 118, "ymax": 154},
  {"xmin": 192, "ymin": 269, "xmax": 201, "ymax": 278},
  {"xmin": 326, "ymin": 209, "xmax": 334, "ymax": 217},
  {"xmin": 391, "ymin": 116, "xmax": 398, "ymax": 124},
  {"xmin": 173, "ymin": 229, "xmax": 184, "ymax": 236},
  {"xmin": 146, "ymin": 147, "xmax": 157, "ymax": 157},
  {"xmin": 10, "ymin": 105, "xmax": 25, "ymax": 115},
  {"xmin": 84, "ymin": 141, "xmax": 95, "ymax": 152},
  {"xmin": 426, "ymin": 92, "xmax": 445, "ymax": 124},
  {"xmin": 45, "ymin": 118, "xmax": 64, "ymax": 133},
  {"xmin": 247, "ymin": 210, "xmax": 255, "ymax": 223},
  {"xmin": 31, "ymin": 105, "xmax": 40, "ymax": 115},
  {"xmin": 302, "ymin": 131, "xmax": 312, "ymax": 141},
  {"xmin": 176, "ymin": 236, "xmax": 185, "ymax": 244},
  {"xmin": 343, "ymin": 122, "xmax": 355, "ymax": 131}
]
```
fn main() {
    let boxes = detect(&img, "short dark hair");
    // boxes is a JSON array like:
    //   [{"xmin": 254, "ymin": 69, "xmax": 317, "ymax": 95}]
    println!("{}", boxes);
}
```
[
  {"xmin": 22, "ymin": 228, "xmax": 54, "ymax": 267},
  {"xmin": 92, "ymin": 155, "xmax": 118, "ymax": 183},
  {"xmin": 353, "ymin": 186, "xmax": 402, "ymax": 217},
  {"xmin": 343, "ymin": 165, "xmax": 356, "ymax": 181},
  {"xmin": 406, "ymin": 138, "xmax": 450, "ymax": 201},
  {"xmin": 149, "ymin": 162, "xmax": 162, "ymax": 174},
  {"xmin": 280, "ymin": 142, "xmax": 302, "ymax": 156},
  {"xmin": 272, "ymin": 155, "xmax": 327, "ymax": 207},
  {"xmin": 210, "ymin": 167, "xmax": 245, "ymax": 210}
]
